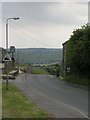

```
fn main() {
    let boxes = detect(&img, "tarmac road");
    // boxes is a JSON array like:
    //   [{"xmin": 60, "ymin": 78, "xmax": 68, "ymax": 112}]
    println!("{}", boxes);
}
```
[{"xmin": 14, "ymin": 73, "xmax": 88, "ymax": 118}]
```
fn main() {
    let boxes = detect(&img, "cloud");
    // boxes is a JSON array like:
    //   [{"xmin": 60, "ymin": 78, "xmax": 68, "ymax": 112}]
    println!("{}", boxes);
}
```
[
  {"xmin": 1, "ymin": 2, "xmax": 88, "ymax": 48},
  {"xmin": 2, "ymin": 2, "xmax": 87, "ymax": 25},
  {"xmin": 1, "ymin": 0, "xmax": 89, "ymax": 2}
]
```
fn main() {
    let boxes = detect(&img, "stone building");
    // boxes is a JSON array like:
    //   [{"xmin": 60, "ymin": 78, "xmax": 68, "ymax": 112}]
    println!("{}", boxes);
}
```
[
  {"xmin": 0, "ymin": 47, "xmax": 6, "ymax": 63},
  {"xmin": 0, "ymin": 47, "xmax": 16, "ymax": 73},
  {"xmin": 0, "ymin": 47, "xmax": 6, "ymax": 73},
  {"xmin": 62, "ymin": 41, "xmax": 68, "ymax": 76},
  {"xmin": 62, "ymin": 41, "xmax": 71, "ymax": 77}
]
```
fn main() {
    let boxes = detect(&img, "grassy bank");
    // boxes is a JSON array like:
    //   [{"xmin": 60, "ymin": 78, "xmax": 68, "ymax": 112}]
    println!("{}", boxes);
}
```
[
  {"xmin": 2, "ymin": 82, "xmax": 48, "ymax": 118},
  {"xmin": 63, "ymin": 75, "xmax": 88, "ymax": 86},
  {"xmin": 32, "ymin": 67, "xmax": 48, "ymax": 75}
]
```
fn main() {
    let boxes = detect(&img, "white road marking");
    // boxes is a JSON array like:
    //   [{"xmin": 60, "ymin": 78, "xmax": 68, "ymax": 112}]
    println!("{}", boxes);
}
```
[{"xmin": 41, "ymin": 93, "xmax": 88, "ymax": 118}]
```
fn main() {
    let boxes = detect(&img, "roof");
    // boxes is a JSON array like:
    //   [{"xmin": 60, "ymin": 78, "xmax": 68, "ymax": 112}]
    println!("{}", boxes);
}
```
[
  {"xmin": 0, "ymin": 47, "xmax": 6, "ymax": 52},
  {"xmin": 62, "ymin": 41, "xmax": 68, "ymax": 46},
  {"xmin": 0, "ymin": 47, "xmax": 6, "ymax": 63}
]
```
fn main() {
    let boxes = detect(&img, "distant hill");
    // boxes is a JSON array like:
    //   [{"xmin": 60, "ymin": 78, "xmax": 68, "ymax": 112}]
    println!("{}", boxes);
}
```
[{"xmin": 15, "ymin": 48, "xmax": 62, "ymax": 64}]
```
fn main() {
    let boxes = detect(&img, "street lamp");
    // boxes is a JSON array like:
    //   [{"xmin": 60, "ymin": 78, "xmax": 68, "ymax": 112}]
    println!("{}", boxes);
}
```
[
  {"xmin": 5, "ymin": 17, "xmax": 19, "ymax": 90},
  {"xmin": 6, "ymin": 17, "xmax": 19, "ymax": 50}
]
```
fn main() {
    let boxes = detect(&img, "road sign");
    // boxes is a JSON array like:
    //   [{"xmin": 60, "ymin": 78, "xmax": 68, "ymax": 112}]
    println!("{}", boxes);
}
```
[{"xmin": 3, "ymin": 53, "xmax": 12, "ymax": 62}]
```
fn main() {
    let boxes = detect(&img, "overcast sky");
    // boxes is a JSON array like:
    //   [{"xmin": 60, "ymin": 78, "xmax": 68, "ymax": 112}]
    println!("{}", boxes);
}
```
[{"xmin": 0, "ymin": 1, "xmax": 88, "ymax": 48}]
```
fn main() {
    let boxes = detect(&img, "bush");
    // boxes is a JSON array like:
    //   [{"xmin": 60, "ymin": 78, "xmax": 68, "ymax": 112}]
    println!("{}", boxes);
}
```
[{"xmin": 45, "ymin": 64, "xmax": 61, "ymax": 77}]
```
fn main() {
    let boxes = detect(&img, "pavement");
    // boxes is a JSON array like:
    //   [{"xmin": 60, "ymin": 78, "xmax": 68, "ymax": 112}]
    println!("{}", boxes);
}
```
[{"xmin": 13, "ymin": 73, "xmax": 88, "ymax": 118}]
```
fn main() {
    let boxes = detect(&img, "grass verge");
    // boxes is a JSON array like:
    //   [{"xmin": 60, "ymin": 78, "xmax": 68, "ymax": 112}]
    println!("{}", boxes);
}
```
[
  {"xmin": 32, "ymin": 67, "xmax": 48, "ymax": 75},
  {"xmin": 63, "ymin": 74, "xmax": 88, "ymax": 86},
  {"xmin": 2, "ymin": 82, "xmax": 48, "ymax": 118}
]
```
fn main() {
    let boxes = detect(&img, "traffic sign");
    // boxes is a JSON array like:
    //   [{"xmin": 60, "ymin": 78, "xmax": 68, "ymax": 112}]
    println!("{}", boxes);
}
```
[{"xmin": 3, "ymin": 53, "xmax": 12, "ymax": 62}]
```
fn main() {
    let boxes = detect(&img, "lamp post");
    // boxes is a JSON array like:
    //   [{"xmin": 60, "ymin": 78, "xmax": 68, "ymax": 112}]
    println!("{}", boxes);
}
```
[
  {"xmin": 6, "ymin": 17, "xmax": 19, "ymax": 50},
  {"xmin": 6, "ymin": 17, "xmax": 19, "ymax": 90}
]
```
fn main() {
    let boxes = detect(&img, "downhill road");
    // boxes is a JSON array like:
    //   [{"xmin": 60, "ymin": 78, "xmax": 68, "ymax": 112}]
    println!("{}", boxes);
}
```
[{"xmin": 14, "ymin": 73, "xmax": 88, "ymax": 118}]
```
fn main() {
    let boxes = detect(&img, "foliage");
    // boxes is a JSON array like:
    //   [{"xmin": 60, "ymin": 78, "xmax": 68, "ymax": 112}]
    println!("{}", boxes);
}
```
[
  {"xmin": 45, "ymin": 64, "xmax": 61, "ymax": 77},
  {"xmin": 66, "ymin": 25, "xmax": 90, "ymax": 78},
  {"xmin": 31, "ymin": 67, "xmax": 49, "ymax": 74}
]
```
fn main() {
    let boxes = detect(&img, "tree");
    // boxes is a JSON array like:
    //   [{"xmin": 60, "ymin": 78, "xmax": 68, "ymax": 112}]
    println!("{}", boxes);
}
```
[{"xmin": 66, "ymin": 25, "xmax": 90, "ymax": 78}]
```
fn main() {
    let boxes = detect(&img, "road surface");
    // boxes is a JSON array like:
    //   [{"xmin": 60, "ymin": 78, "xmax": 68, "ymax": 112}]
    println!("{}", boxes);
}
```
[{"xmin": 13, "ymin": 73, "xmax": 88, "ymax": 118}]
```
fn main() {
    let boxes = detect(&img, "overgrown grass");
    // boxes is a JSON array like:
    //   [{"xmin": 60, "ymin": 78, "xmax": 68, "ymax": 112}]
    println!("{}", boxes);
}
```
[
  {"xmin": 2, "ymin": 82, "xmax": 48, "ymax": 118},
  {"xmin": 32, "ymin": 67, "xmax": 48, "ymax": 75},
  {"xmin": 63, "ymin": 74, "xmax": 88, "ymax": 86}
]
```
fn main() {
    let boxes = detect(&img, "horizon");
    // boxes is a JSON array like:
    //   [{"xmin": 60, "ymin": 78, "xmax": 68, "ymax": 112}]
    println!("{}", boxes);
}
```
[{"xmin": 0, "ymin": 47, "xmax": 63, "ymax": 49}]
